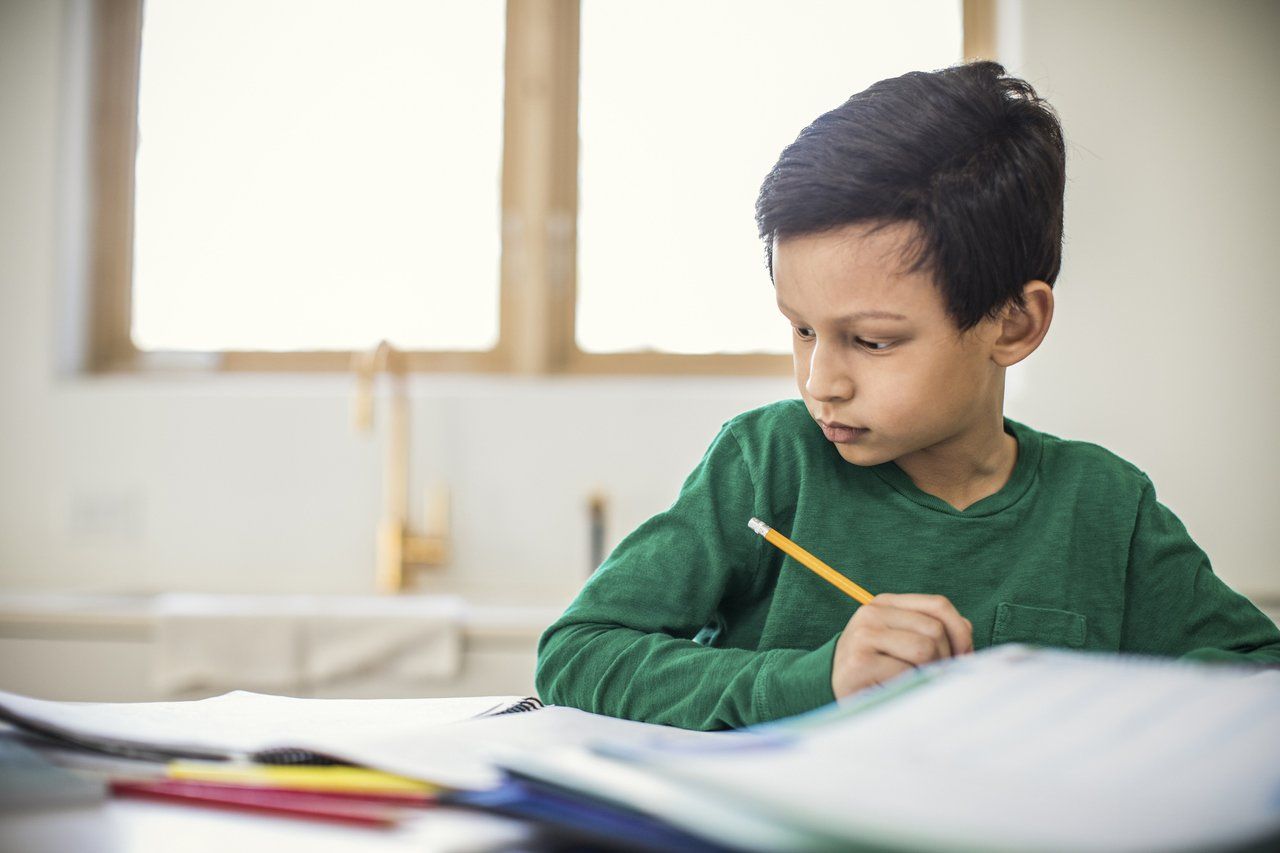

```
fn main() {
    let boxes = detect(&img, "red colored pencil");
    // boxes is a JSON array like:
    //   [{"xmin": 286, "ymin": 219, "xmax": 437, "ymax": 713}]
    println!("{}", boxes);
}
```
[{"xmin": 110, "ymin": 779, "xmax": 408, "ymax": 828}]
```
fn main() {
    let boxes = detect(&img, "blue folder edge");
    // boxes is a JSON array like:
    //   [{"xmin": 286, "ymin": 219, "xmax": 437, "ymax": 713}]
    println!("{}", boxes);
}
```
[{"xmin": 441, "ymin": 772, "xmax": 736, "ymax": 853}]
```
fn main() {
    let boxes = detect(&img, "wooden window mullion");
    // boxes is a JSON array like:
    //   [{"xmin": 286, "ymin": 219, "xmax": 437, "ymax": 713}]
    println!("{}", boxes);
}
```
[
  {"xmin": 89, "ymin": 0, "xmax": 144, "ymax": 372},
  {"xmin": 500, "ymin": 0, "xmax": 579, "ymax": 375}
]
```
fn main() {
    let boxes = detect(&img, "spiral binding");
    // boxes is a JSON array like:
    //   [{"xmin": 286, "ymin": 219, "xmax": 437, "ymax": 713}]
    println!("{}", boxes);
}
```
[
  {"xmin": 489, "ymin": 697, "xmax": 544, "ymax": 715},
  {"xmin": 248, "ymin": 698, "xmax": 543, "ymax": 763},
  {"xmin": 250, "ymin": 747, "xmax": 352, "ymax": 766}
]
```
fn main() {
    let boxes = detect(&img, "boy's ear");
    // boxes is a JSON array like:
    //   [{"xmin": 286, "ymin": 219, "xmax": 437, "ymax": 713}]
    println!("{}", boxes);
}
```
[{"xmin": 991, "ymin": 280, "xmax": 1053, "ymax": 367}]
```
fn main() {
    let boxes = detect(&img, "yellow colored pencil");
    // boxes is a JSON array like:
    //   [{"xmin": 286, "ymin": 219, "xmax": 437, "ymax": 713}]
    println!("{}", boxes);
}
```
[
  {"xmin": 167, "ymin": 761, "xmax": 440, "ymax": 795},
  {"xmin": 748, "ymin": 517, "xmax": 875, "ymax": 605}
]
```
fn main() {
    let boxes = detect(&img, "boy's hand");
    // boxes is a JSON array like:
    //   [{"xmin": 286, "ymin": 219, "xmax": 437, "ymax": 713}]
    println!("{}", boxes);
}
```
[{"xmin": 831, "ymin": 593, "xmax": 974, "ymax": 700}]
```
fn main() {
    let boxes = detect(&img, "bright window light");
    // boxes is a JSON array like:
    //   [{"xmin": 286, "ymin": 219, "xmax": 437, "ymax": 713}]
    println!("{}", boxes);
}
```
[
  {"xmin": 576, "ymin": 0, "xmax": 963, "ymax": 354},
  {"xmin": 131, "ymin": 0, "xmax": 505, "ymax": 352}
]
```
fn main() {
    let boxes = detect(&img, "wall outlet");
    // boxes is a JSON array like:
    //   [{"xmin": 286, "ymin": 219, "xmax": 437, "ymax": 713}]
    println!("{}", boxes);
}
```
[{"xmin": 64, "ymin": 489, "xmax": 147, "ymax": 544}]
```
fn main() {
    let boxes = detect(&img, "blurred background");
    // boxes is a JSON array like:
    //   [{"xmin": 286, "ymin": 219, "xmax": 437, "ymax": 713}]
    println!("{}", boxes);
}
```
[{"xmin": 0, "ymin": 0, "xmax": 1276, "ymax": 703}]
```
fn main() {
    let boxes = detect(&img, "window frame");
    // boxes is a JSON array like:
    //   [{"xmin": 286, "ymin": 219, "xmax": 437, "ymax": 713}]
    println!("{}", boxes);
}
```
[{"xmin": 85, "ymin": 0, "xmax": 994, "ymax": 376}]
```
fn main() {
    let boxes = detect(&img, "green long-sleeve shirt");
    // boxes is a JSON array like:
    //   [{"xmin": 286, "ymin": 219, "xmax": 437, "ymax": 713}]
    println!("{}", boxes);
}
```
[{"xmin": 535, "ymin": 399, "xmax": 1280, "ymax": 730}]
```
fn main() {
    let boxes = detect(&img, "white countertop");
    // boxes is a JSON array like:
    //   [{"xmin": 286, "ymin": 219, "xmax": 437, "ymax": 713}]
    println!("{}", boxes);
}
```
[{"xmin": 0, "ymin": 592, "xmax": 566, "ymax": 641}]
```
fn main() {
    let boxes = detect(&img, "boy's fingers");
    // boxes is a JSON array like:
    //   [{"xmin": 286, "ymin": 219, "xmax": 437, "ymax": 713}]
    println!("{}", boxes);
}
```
[
  {"xmin": 872, "ymin": 593, "xmax": 973, "ymax": 656},
  {"xmin": 849, "ymin": 651, "xmax": 913, "ymax": 690},
  {"xmin": 868, "ymin": 626, "xmax": 949, "ymax": 668},
  {"xmin": 865, "ymin": 604, "xmax": 953, "ymax": 658}
]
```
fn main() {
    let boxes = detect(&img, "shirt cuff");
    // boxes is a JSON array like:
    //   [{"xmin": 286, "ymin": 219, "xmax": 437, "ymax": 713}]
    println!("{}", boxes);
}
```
[{"xmin": 754, "ymin": 633, "xmax": 840, "ymax": 724}]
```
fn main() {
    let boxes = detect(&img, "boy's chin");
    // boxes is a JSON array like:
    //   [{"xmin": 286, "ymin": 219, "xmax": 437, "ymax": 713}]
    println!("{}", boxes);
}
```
[{"xmin": 833, "ymin": 442, "xmax": 881, "ymax": 467}]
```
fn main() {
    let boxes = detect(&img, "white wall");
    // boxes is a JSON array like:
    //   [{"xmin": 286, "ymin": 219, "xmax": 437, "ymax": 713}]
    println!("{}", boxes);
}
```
[
  {"xmin": 1, "ymin": 0, "xmax": 1276, "ymax": 605},
  {"xmin": 999, "ymin": 0, "xmax": 1280, "ymax": 601}
]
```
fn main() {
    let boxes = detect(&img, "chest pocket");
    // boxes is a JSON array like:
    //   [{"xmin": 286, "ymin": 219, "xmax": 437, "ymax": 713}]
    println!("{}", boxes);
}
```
[{"xmin": 992, "ymin": 602, "xmax": 1087, "ymax": 649}]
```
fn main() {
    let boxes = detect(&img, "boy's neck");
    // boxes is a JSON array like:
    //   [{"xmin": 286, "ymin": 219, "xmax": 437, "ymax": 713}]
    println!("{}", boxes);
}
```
[{"xmin": 893, "ymin": 415, "xmax": 1019, "ymax": 513}]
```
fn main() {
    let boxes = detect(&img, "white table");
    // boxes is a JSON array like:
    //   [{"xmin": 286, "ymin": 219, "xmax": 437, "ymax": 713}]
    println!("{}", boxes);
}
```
[{"xmin": 0, "ymin": 796, "xmax": 540, "ymax": 853}]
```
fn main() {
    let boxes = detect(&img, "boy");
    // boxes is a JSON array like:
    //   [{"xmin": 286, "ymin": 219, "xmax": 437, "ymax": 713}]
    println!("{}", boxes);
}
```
[{"xmin": 535, "ymin": 61, "xmax": 1280, "ymax": 731}]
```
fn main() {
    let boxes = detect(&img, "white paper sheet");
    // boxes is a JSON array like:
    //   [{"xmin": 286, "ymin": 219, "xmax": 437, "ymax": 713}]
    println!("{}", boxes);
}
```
[
  {"xmin": 592, "ymin": 646, "xmax": 1280, "ymax": 852},
  {"xmin": 0, "ymin": 690, "xmax": 524, "ymax": 758},
  {"xmin": 307, "ymin": 705, "xmax": 741, "ymax": 790},
  {"xmin": 0, "ymin": 688, "xmax": 736, "ymax": 791}
]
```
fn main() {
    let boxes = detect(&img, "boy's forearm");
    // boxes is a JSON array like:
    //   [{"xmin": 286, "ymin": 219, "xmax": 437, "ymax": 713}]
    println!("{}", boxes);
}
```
[
  {"xmin": 1181, "ymin": 643, "xmax": 1280, "ymax": 667},
  {"xmin": 536, "ymin": 621, "xmax": 839, "ymax": 730}
]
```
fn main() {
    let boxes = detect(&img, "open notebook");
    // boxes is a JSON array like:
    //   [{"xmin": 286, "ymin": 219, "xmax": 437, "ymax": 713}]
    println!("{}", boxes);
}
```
[
  {"xmin": 497, "ymin": 645, "xmax": 1280, "ymax": 853},
  {"xmin": 0, "ymin": 690, "xmax": 542, "ymax": 765}
]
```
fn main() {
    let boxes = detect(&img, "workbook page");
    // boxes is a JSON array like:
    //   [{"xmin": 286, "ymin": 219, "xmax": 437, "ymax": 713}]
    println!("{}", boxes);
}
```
[
  {"xmin": 0, "ymin": 690, "xmax": 524, "ymax": 756},
  {"xmin": 602, "ymin": 647, "xmax": 1280, "ymax": 852},
  {"xmin": 304, "ymin": 705, "xmax": 741, "ymax": 790}
]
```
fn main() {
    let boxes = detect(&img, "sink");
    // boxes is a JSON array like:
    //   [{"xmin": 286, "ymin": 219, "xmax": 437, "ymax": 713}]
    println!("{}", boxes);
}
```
[{"xmin": 0, "ymin": 591, "xmax": 564, "ymax": 701}]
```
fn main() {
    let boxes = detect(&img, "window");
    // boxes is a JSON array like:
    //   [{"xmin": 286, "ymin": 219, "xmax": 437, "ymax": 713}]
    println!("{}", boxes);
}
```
[
  {"xmin": 577, "ymin": 0, "xmax": 964, "ymax": 357},
  {"xmin": 131, "ymin": 0, "xmax": 506, "ymax": 354},
  {"xmin": 84, "ymin": 0, "xmax": 991, "ymax": 374}
]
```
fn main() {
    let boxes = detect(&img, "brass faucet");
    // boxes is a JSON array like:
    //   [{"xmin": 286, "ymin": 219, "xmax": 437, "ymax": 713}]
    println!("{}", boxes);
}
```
[{"xmin": 352, "ymin": 340, "xmax": 450, "ymax": 593}]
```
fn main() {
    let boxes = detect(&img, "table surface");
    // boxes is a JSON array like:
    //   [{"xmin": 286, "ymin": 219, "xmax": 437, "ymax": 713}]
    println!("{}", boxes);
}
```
[{"xmin": 0, "ymin": 796, "xmax": 544, "ymax": 853}]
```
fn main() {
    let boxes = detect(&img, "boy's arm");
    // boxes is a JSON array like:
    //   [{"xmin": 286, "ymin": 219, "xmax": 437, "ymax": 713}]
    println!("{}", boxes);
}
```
[
  {"xmin": 535, "ymin": 423, "xmax": 838, "ymax": 730},
  {"xmin": 1121, "ymin": 475, "xmax": 1280, "ymax": 666}
]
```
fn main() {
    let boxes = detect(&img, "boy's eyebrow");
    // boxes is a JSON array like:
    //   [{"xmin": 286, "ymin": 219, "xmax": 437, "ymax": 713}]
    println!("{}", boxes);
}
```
[{"xmin": 776, "ymin": 301, "xmax": 909, "ymax": 323}]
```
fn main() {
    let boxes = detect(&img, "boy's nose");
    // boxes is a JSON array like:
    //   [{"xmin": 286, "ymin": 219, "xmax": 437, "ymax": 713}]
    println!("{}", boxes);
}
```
[{"xmin": 805, "ymin": 343, "xmax": 854, "ymax": 402}]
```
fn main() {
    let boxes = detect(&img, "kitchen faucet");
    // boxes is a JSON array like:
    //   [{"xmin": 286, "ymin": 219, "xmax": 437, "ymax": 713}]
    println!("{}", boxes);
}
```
[{"xmin": 351, "ymin": 340, "xmax": 450, "ymax": 593}]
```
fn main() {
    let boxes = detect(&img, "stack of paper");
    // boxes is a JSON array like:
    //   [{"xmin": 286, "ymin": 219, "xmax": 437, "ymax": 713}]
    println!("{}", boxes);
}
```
[
  {"xmin": 500, "ymin": 645, "xmax": 1280, "ymax": 852},
  {"xmin": 6, "ymin": 645, "xmax": 1278, "ymax": 851},
  {"xmin": 0, "ymin": 686, "xmax": 738, "ymax": 847},
  {"xmin": 0, "ymin": 691, "xmax": 551, "ymax": 831},
  {"xmin": 0, "ymin": 689, "xmax": 541, "ymax": 764}
]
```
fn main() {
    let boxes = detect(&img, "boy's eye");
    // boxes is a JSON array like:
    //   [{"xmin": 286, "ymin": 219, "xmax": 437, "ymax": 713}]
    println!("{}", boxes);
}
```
[{"xmin": 792, "ymin": 326, "xmax": 892, "ymax": 352}]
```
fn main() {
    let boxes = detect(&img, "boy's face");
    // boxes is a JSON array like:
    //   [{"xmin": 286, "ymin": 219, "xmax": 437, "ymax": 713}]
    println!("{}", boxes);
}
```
[{"xmin": 773, "ymin": 220, "xmax": 1007, "ymax": 473}]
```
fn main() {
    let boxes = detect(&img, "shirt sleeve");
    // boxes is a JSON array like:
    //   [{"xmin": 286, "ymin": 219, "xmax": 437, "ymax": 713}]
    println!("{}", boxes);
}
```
[
  {"xmin": 1121, "ymin": 475, "xmax": 1280, "ymax": 666},
  {"xmin": 534, "ymin": 421, "xmax": 839, "ymax": 730}
]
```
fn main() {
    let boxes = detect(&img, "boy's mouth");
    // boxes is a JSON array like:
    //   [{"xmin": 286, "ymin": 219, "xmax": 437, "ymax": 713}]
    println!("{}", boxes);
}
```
[{"xmin": 818, "ymin": 420, "xmax": 869, "ymax": 443}]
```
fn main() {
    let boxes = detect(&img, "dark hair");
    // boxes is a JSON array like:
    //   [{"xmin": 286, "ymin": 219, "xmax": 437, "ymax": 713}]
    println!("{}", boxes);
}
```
[{"xmin": 755, "ymin": 60, "xmax": 1066, "ymax": 334}]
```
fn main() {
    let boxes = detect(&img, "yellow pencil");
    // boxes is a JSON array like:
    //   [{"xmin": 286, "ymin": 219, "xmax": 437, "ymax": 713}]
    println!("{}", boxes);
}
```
[
  {"xmin": 167, "ymin": 761, "xmax": 440, "ymax": 795},
  {"xmin": 748, "ymin": 517, "xmax": 875, "ymax": 605}
]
